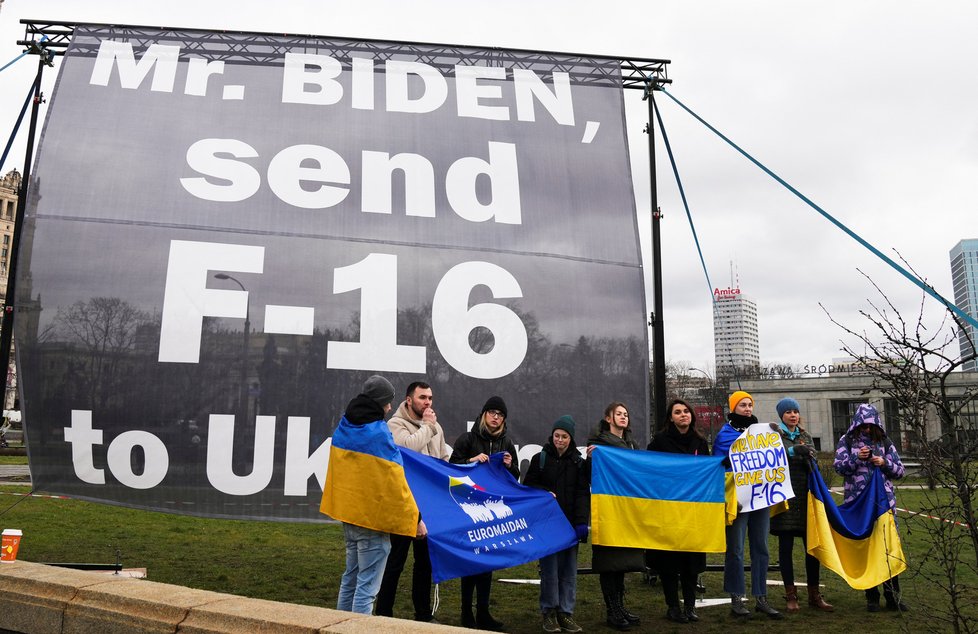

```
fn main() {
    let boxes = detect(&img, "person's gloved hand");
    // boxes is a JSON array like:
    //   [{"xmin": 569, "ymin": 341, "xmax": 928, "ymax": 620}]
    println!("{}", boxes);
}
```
[
  {"xmin": 574, "ymin": 524, "xmax": 589, "ymax": 542},
  {"xmin": 796, "ymin": 445, "xmax": 817, "ymax": 459},
  {"xmin": 769, "ymin": 422, "xmax": 781, "ymax": 432}
]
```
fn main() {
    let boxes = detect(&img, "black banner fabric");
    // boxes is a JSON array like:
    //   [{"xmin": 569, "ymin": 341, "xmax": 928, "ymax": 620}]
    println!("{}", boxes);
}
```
[{"xmin": 16, "ymin": 26, "xmax": 648, "ymax": 520}]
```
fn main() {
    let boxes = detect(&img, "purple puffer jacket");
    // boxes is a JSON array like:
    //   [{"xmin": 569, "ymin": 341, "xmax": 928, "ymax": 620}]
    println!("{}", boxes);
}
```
[{"xmin": 832, "ymin": 404, "xmax": 904, "ymax": 511}]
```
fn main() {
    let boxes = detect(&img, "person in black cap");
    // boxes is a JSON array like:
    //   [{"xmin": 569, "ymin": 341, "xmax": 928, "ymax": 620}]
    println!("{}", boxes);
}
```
[
  {"xmin": 524, "ymin": 415, "xmax": 589, "ymax": 633},
  {"xmin": 450, "ymin": 396, "xmax": 518, "ymax": 630}
]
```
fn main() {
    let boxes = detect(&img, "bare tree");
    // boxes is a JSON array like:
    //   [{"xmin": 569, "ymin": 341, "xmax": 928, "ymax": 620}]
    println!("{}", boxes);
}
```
[
  {"xmin": 823, "ymin": 269, "xmax": 978, "ymax": 633},
  {"xmin": 53, "ymin": 297, "xmax": 152, "ymax": 411}
]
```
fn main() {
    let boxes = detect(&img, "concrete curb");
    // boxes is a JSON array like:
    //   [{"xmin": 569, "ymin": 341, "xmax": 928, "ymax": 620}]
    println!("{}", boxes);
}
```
[{"xmin": 0, "ymin": 560, "xmax": 468, "ymax": 633}]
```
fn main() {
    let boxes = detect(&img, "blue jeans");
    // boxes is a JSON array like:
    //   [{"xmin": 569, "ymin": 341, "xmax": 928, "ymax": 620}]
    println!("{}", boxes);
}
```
[
  {"xmin": 337, "ymin": 523, "xmax": 391, "ymax": 614},
  {"xmin": 539, "ymin": 544, "xmax": 579, "ymax": 614},
  {"xmin": 723, "ymin": 508, "xmax": 770, "ymax": 597}
]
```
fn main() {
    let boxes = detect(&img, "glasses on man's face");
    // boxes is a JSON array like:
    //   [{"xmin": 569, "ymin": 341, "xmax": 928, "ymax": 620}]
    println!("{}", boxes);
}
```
[{"xmin": 486, "ymin": 410, "xmax": 505, "ymax": 419}]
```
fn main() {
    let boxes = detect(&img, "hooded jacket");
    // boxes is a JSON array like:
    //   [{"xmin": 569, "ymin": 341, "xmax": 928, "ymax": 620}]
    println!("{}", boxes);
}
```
[
  {"xmin": 387, "ymin": 400, "xmax": 450, "ymax": 459},
  {"xmin": 833, "ymin": 404, "xmax": 904, "ymax": 510}
]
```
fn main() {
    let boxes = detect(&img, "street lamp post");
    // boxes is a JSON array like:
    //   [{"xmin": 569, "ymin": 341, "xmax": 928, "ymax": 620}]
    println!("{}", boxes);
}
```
[{"xmin": 214, "ymin": 273, "xmax": 250, "ymax": 421}]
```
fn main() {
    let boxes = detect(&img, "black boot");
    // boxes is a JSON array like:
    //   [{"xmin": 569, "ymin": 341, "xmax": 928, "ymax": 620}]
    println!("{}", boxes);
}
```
[
  {"xmin": 476, "ymin": 605, "xmax": 504, "ymax": 631},
  {"xmin": 461, "ymin": 605, "xmax": 475, "ymax": 628},
  {"xmin": 666, "ymin": 605, "xmax": 689, "ymax": 624},
  {"xmin": 603, "ymin": 592, "xmax": 631, "ymax": 631},
  {"xmin": 618, "ymin": 590, "xmax": 640, "ymax": 626}
]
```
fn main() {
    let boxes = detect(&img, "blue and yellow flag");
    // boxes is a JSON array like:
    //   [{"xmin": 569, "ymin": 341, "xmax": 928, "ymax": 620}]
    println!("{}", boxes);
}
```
[
  {"xmin": 807, "ymin": 465, "xmax": 906, "ymax": 589},
  {"xmin": 401, "ymin": 450, "xmax": 578, "ymax": 583},
  {"xmin": 320, "ymin": 417, "xmax": 419, "ymax": 537},
  {"xmin": 591, "ymin": 446, "xmax": 726, "ymax": 552}
]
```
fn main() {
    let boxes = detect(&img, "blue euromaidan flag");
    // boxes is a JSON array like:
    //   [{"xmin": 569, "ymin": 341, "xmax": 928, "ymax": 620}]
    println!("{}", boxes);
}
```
[
  {"xmin": 807, "ymin": 464, "xmax": 907, "ymax": 589},
  {"xmin": 400, "ymin": 449, "xmax": 579, "ymax": 583}
]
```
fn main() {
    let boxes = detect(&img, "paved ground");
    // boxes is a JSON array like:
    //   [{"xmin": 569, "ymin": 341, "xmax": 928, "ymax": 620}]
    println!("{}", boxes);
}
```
[{"xmin": 0, "ymin": 464, "xmax": 31, "ymax": 485}]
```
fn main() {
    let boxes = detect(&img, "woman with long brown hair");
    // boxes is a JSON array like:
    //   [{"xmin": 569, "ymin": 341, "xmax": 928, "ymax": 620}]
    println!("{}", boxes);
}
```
[{"xmin": 587, "ymin": 401, "xmax": 643, "ymax": 630}]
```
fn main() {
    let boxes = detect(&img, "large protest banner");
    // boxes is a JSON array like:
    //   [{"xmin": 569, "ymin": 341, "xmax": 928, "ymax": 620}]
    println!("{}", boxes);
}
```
[{"xmin": 15, "ymin": 26, "xmax": 648, "ymax": 520}]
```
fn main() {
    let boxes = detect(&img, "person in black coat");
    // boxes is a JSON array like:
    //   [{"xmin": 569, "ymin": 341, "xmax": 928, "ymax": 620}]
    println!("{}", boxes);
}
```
[
  {"xmin": 523, "ymin": 415, "xmax": 590, "ymax": 633},
  {"xmin": 449, "ymin": 396, "xmax": 517, "ymax": 630},
  {"xmin": 587, "ymin": 401, "xmax": 644, "ymax": 631},
  {"xmin": 647, "ymin": 399, "xmax": 710, "ymax": 624}
]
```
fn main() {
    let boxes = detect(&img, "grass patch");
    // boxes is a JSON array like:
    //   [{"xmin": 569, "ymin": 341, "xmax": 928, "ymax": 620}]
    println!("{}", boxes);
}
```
[
  {"xmin": 0, "ymin": 484, "xmax": 974, "ymax": 632},
  {"xmin": 0, "ymin": 455, "xmax": 28, "ymax": 465}
]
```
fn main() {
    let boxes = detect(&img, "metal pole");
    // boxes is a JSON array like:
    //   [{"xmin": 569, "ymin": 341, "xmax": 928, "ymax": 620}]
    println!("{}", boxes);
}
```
[
  {"xmin": 0, "ymin": 50, "xmax": 48, "ymax": 404},
  {"xmin": 213, "ymin": 274, "xmax": 250, "ymax": 420},
  {"xmin": 647, "ymin": 91, "xmax": 667, "ymax": 431}
]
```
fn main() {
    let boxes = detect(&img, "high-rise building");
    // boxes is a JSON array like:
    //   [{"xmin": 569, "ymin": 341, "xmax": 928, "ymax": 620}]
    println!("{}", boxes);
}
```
[
  {"xmin": 950, "ymin": 239, "xmax": 978, "ymax": 371},
  {"xmin": 712, "ymin": 286, "xmax": 760, "ymax": 375}
]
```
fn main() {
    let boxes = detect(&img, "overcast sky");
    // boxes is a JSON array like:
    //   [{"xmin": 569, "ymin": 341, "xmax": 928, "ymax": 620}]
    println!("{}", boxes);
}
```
[{"xmin": 1, "ymin": 0, "xmax": 975, "ymax": 374}]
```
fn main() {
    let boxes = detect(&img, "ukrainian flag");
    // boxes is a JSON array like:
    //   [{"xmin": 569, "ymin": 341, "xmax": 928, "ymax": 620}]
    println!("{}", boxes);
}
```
[
  {"xmin": 320, "ymin": 417, "xmax": 419, "ymax": 537},
  {"xmin": 591, "ymin": 446, "xmax": 726, "ymax": 552},
  {"xmin": 807, "ymin": 465, "xmax": 906, "ymax": 589}
]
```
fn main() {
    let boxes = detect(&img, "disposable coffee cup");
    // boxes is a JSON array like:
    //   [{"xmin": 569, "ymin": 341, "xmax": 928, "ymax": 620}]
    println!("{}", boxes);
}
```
[{"xmin": 1, "ymin": 529, "xmax": 22, "ymax": 562}]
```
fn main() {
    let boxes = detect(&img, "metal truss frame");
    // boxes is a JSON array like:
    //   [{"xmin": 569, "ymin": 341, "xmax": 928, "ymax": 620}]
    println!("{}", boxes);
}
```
[{"xmin": 18, "ymin": 19, "xmax": 670, "ymax": 90}]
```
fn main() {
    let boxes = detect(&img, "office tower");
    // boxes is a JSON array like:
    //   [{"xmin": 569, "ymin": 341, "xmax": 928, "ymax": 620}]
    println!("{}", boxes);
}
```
[
  {"xmin": 713, "ymin": 286, "xmax": 760, "ymax": 375},
  {"xmin": 950, "ymin": 239, "xmax": 978, "ymax": 371}
]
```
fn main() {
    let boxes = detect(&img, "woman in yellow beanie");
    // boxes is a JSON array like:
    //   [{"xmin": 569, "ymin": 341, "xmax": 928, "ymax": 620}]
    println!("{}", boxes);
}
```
[{"xmin": 712, "ymin": 391, "xmax": 783, "ymax": 620}]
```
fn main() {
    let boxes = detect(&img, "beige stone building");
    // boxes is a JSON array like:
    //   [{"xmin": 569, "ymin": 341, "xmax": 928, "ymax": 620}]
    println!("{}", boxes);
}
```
[
  {"xmin": 740, "ymin": 371, "xmax": 978, "ymax": 454},
  {"xmin": 0, "ymin": 169, "xmax": 18, "ymax": 299},
  {"xmin": 0, "ymin": 168, "xmax": 20, "ymax": 410}
]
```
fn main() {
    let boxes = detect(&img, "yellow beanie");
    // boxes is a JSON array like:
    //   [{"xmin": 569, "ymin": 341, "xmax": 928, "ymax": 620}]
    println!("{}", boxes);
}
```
[{"xmin": 728, "ymin": 390, "xmax": 754, "ymax": 412}]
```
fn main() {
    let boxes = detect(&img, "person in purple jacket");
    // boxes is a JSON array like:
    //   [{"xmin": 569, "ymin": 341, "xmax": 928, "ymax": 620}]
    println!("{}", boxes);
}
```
[{"xmin": 833, "ymin": 403, "xmax": 908, "ymax": 613}]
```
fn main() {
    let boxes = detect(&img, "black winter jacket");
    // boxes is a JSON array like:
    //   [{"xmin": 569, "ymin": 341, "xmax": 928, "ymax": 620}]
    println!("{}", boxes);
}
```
[
  {"xmin": 450, "ymin": 425, "xmax": 520, "ymax": 480},
  {"xmin": 523, "ymin": 442, "xmax": 590, "ymax": 527}
]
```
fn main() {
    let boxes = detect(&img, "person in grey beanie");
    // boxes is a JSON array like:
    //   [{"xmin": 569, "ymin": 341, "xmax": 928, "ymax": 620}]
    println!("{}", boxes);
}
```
[{"xmin": 334, "ymin": 374, "xmax": 403, "ymax": 615}]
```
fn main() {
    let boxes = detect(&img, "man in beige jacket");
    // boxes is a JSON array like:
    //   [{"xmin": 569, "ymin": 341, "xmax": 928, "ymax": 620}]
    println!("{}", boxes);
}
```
[{"xmin": 375, "ymin": 381, "xmax": 450, "ymax": 622}]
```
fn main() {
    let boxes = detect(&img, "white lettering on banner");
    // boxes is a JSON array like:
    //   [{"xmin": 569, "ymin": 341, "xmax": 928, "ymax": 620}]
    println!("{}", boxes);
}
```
[
  {"xmin": 281, "ymin": 53, "xmax": 344, "ymax": 105},
  {"xmin": 267, "ymin": 144, "xmax": 351, "ymax": 209},
  {"xmin": 157, "ymin": 241, "xmax": 528, "ymax": 378},
  {"xmin": 279, "ymin": 52, "xmax": 575, "ymax": 125},
  {"xmin": 512, "ymin": 69, "xmax": 575, "ymax": 125},
  {"xmin": 361, "ymin": 150, "xmax": 437, "ymax": 217},
  {"xmin": 206, "ymin": 415, "xmax": 276, "ymax": 496},
  {"xmin": 181, "ymin": 139, "xmax": 262, "ymax": 202},
  {"xmin": 727, "ymin": 423, "xmax": 795, "ymax": 512},
  {"xmin": 64, "ymin": 410, "xmax": 105, "ymax": 485},
  {"xmin": 445, "ymin": 142, "xmax": 521, "ymax": 224},
  {"xmin": 89, "ymin": 40, "xmax": 180, "ymax": 92},
  {"xmin": 62, "ymin": 411, "xmax": 549, "ymax": 497},
  {"xmin": 455, "ymin": 65, "xmax": 509, "ymax": 121},
  {"xmin": 65, "ymin": 410, "xmax": 168, "ymax": 489},
  {"xmin": 181, "ymin": 139, "xmax": 521, "ymax": 223},
  {"xmin": 326, "ymin": 253, "xmax": 427, "ymax": 373},
  {"xmin": 432, "ymin": 261, "xmax": 528, "ymax": 379},
  {"xmin": 105, "ymin": 431, "xmax": 169, "ymax": 490},
  {"xmin": 88, "ymin": 42, "xmax": 578, "ymax": 126},
  {"xmin": 284, "ymin": 418, "xmax": 330, "ymax": 496},
  {"xmin": 158, "ymin": 241, "xmax": 265, "ymax": 363},
  {"xmin": 184, "ymin": 58, "xmax": 227, "ymax": 97},
  {"xmin": 385, "ymin": 60, "xmax": 449, "ymax": 114}
]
